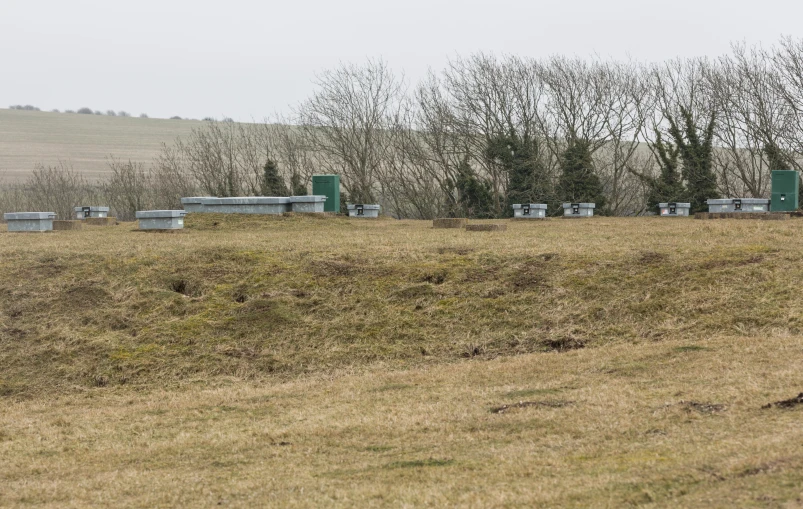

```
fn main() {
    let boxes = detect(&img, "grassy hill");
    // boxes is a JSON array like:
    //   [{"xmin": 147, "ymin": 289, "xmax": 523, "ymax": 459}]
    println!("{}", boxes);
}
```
[
  {"xmin": 1, "ymin": 215, "xmax": 802, "ymax": 507},
  {"xmin": 0, "ymin": 108, "xmax": 203, "ymax": 182}
]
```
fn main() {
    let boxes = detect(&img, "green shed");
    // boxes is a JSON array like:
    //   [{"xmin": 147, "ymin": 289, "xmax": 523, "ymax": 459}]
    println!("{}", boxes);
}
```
[
  {"xmin": 771, "ymin": 170, "xmax": 799, "ymax": 212},
  {"xmin": 312, "ymin": 175, "xmax": 340, "ymax": 213}
]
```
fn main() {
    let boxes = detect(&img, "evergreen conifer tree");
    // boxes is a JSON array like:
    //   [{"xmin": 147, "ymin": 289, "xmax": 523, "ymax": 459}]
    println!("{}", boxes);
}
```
[
  {"xmin": 485, "ymin": 134, "xmax": 554, "ymax": 215},
  {"xmin": 290, "ymin": 172, "xmax": 308, "ymax": 196},
  {"xmin": 645, "ymin": 131, "xmax": 687, "ymax": 211},
  {"xmin": 261, "ymin": 159, "xmax": 288, "ymax": 196},
  {"xmin": 666, "ymin": 108, "xmax": 718, "ymax": 213},
  {"xmin": 455, "ymin": 157, "xmax": 494, "ymax": 218},
  {"xmin": 558, "ymin": 139, "xmax": 606, "ymax": 211}
]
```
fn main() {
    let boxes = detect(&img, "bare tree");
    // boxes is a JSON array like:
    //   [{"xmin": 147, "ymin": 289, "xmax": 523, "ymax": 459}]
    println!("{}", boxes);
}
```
[
  {"xmin": 295, "ymin": 59, "xmax": 405, "ymax": 204},
  {"xmin": 261, "ymin": 119, "xmax": 316, "ymax": 195},
  {"xmin": 100, "ymin": 158, "xmax": 154, "ymax": 220},
  {"xmin": 772, "ymin": 37, "xmax": 803, "ymax": 160},
  {"xmin": 8, "ymin": 162, "xmax": 95, "ymax": 219},
  {"xmin": 166, "ymin": 121, "xmax": 273, "ymax": 197},
  {"xmin": 707, "ymin": 43, "xmax": 799, "ymax": 197}
]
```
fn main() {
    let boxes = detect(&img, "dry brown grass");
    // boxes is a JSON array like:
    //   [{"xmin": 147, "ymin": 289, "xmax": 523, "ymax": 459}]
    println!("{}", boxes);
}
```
[
  {"xmin": 1, "ymin": 335, "xmax": 802, "ymax": 507},
  {"xmin": 1, "ymin": 215, "xmax": 803, "ymax": 506},
  {"xmin": 52, "ymin": 220, "xmax": 83, "ymax": 231}
]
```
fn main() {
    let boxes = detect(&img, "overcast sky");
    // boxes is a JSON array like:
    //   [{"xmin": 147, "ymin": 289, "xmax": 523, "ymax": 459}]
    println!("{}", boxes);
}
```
[{"xmin": 3, "ymin": 0, "xmax": 802, "ymax": 121}]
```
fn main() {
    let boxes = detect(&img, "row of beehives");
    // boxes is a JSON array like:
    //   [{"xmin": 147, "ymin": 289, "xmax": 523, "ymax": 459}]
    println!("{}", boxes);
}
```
[
  {"xmin": 3, "ymin": 200, "xmax": 383, "ymax": 232},
  {"xmin": 3, "ymin": 206, "xmax": 113, "ymax": 232},
  {"xmin": 180, "ymin": 196, "xmax": 381, "ymax": 218},
  {"xmin": 513, "ymin": 199, "xmax": 772, "ymax": 218},
  {"xmin": 1, "ymin": 198, "xmax": 775, "ymax": 231}
]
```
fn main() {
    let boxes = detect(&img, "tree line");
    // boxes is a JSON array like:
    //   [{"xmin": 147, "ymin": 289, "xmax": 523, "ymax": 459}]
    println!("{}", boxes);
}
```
[{"xmin": 3, "ymin": 38, "xmax": 803, "ymax": 219}]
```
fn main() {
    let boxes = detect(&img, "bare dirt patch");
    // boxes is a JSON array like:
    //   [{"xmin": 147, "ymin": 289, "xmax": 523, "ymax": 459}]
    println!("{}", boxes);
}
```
[
  {"xmin": 762, "ymin": 393, "xmax": 803, "ymax": 409},
  {"xmin": 491, "ymin": 400, "xmax": 574, "ymax": 414}
]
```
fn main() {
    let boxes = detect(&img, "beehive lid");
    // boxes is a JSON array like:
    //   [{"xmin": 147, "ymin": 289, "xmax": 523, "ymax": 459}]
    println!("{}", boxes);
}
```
[
  {"xmin": 290, "ymin": 195, "xmax": 328, "ymax": 203},
  {"xmin": 74, "ymin": 206, "xmax": 110, "ymax": 212},
  {"xmin": 658, "ymin": 203, "xmax": 690, "ymax": 208},
  {"xmin": 200, "ymin": 197, "xmax": 292, "ymax": 205},
  {"xmin": 512, "ymin": 204, "xmax": 547, "ymax": 209},
  {"xmin": 135, "ymin": 210, "xmax": 187, "ymax": 219},
  {"xmin": 347, "ymin": 204, "xmax": 380, "ymax": 210},
  {"xmin": 4, "ymin": 212, "xmax": 57, "ymax": 220},
  {"xmin": 562, "ymin": 203, "xmax": 595, "ymax": 208}
]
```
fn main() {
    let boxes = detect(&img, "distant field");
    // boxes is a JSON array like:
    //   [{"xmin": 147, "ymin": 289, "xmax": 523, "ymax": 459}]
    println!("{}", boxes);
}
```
[
  {"xmin": 1, "ymin": 215, "xmax": 803, "ymax": 506},
  {"xmin": 0, "ymin": 108, "xmax": 204, "ymax": 182}
]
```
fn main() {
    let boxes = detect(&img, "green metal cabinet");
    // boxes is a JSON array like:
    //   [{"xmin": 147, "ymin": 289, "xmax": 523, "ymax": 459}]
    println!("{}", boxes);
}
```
[
  {"xmin": 771, "ymin": 170, "xmax": 799, "ymax": 212},
  {"xmin": 312, "ymin": 175, "xmax": 340, "ymax": 213}
]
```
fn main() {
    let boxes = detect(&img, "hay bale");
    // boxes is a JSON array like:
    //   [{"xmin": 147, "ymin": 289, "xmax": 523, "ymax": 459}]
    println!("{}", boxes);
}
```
[
  {"xmin": 433, "ymin": 218, "xmax": 467, "ymax": 229},
  {"xmin": 465, "ymin": 224, "xmax": 507, "ymax": 232},
  {"xmin": 53, "ymin": 220, "xmax": 84, "ymax": 231},
  {"xmin": 696, "ymin": 212, "xmax": 789, "ymax": 221},
  {"xmin": 84, "ymin": 217, "xmax": 117, "ymax": 226},
  {"xmin": 135, "ymin": 228, "xmax": 188, "ymax": 234}
]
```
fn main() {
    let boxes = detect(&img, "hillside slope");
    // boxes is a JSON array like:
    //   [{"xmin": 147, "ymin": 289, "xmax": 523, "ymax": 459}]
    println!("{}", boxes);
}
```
[
  {"xmin": 1, "ymin": 215, "xmax": 801, "ymax": 397},
  {"xmin": 2, "ymin": 215, "xmax": 803, "ymax": 507},
  {"xmin": 0, "ymin": 108, "xmax": 203, "ymax": 181}
]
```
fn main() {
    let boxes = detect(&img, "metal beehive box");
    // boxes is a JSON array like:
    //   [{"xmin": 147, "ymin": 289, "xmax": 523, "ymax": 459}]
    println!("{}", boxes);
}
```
[
  {"xmin": 135, "ymin": 210, "xmax": 187, "ymax": 230},
  {"xmin": 290, "ymin": 195, "xmax": 328, "ymax": 213},
  {"xmin": 562, "ymin": 203, "xmax": 595, "ymax": 217},
  {"xmin": 707, "ymin": 198, "xmax": 770, "ymax": 213},
  {"xmin": 180, "ymin": 197, "xmax": 215, "ymax": 213},
  {"xmin": 199, "ymin": 197, "xmax": 292, "ymax": 214},
  {"xmin": 512, "ymin": 204, "xmax": 547, "ymax": 218},
  {"xmin": 347, "ymin": 204, "xmax": 380, "ymax": 218},
  {"xmin": 74, "ymin": 206, "xmax": 110, "ymax": 219},
  {"xmin": 4, "ymin": 212, "xmax": 57, "ymax": 231},
  {"xmin": 658, "ymin": 202, "xmax": 691, "ymax": 217}
]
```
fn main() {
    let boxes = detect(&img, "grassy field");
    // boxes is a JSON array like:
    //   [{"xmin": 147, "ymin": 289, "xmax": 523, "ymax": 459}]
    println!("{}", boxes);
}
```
[
  {"xmin": 0, "ymin": 109, "xmax": 203, "ymax": 182},
  {"xmin": 1, "ymin": 215, "xmax": 803, "ymax": 507}
]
